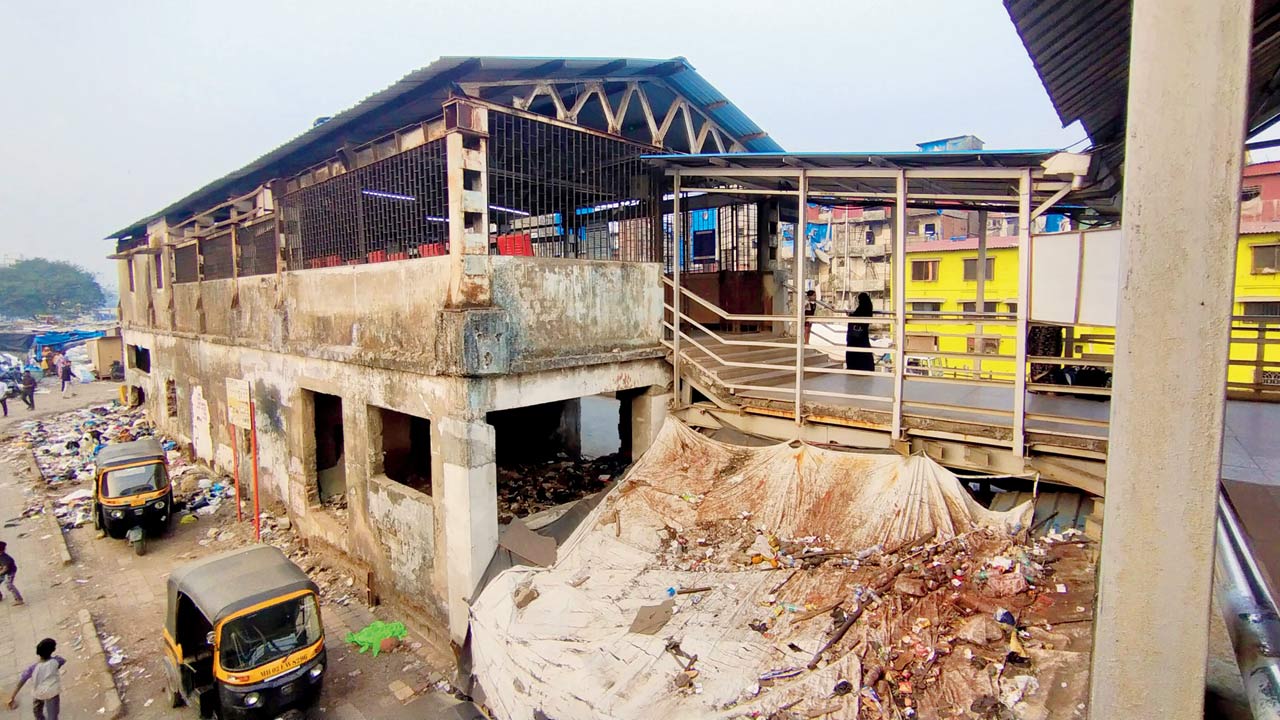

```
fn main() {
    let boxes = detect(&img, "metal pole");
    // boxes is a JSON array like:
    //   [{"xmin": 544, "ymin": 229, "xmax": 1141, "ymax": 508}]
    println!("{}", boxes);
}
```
[
  {"xmin": 793, "ymin": 171, "xmax": 808, "ymax": 428},
  {"xmin": 892, "ymin": 171, "xmax": 907, "ymax": 440},
  {"xmin": 975, "ymin": 210, "xmax": 988, "ymax": 378},
  {"xmin": 672, "ymin": 173, "xmax": 683, "ymax": 407},
  {"xmin": 229, "ymin": 423, "xmax": 242, "ymax": 522},
  {"xmin": 1013, "ymin": 172, "xmax": 1031, "ymax": 457}
]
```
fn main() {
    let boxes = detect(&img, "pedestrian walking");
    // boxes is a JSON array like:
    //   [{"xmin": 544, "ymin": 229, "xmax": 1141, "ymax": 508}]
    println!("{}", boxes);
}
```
[
  {"xmin": 7, "ymin": 638, "xmax": 65, "ymax": 720},
  {"xmin": 56, "ymin": 356, "xmax": 75, "ymax": 398},
  {"xmin": 0, "ymin": 541, "xmax": 24, "ymax": 605},
  {"xmin": 20, "ymin": 370, "xmax": 36, "ymax": 411}
]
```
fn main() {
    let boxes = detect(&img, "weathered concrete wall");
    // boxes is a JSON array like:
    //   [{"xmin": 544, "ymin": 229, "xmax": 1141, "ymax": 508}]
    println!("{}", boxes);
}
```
[
  {"xmin": 120, "ymin": 319, "xmax": 667, "ymax": 632},
  {"xmin": 490, "ymin": 257, "xmax": 663, "ymax": 371},
  {"xmin": 367, "ymin": 474, "xmax": 436, "ymax": 597}
]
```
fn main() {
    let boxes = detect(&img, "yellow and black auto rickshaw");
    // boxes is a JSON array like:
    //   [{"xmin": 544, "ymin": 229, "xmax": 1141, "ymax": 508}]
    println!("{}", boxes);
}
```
[
  {"xmin": 163, "ymin": 545, "xmax": 326, "ymax": 720},
  {"xmin": 93, "ymin": 437, "xmax": 173, "ymax": 555}
]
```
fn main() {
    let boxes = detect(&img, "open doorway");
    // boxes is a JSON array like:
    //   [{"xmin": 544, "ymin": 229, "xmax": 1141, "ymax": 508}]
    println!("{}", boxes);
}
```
[{"xmin": 313, "ymin": 392, "xmax": 346, "ymax": 507}]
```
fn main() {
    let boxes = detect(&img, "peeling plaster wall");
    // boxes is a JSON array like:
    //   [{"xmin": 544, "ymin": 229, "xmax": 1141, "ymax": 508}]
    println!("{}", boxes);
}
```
[
  {"xmin": 367, "ymin": 475, "xmax": 436, "ymax": 595},
  {"xmin": 491, "ymin": 257, "xmax": 663, "ymax": 367},
  {"xmin": 118, "ymin": 256, "xmax": 669, "ymax": 631}
]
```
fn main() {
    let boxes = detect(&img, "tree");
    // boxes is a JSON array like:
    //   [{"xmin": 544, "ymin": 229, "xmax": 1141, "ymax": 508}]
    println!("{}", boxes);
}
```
[{"xmin": 0, "ymin": 259, "xmax": 106, "ymax": 318}]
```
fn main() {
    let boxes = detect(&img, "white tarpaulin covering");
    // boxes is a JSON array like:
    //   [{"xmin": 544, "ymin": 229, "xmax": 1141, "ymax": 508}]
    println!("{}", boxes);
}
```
[{"xmin": 471, "ymin": 419, "xmax": 1032, "ymax": 719}]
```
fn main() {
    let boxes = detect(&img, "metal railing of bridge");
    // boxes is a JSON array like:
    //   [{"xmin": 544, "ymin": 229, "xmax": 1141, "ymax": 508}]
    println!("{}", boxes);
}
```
[{"xmin": 663, "ymin": 276, "xmax": 1114, "ymax": 452}]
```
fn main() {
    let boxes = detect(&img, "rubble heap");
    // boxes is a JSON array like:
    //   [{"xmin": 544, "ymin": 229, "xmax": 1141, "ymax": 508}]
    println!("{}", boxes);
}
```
[
  {"xmin": 496, "ymin": 452, "xmax": 628, "ymax": 524},
  {"xmin": 470, "ymin": 419, "xmax": 1095, "ymax": 720}
]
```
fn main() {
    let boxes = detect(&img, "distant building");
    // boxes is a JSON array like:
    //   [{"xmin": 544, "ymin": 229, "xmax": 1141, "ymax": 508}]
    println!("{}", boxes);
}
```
[{"xmin": 917, "ymin": 135, "xmax": 985, "ymax": 153}]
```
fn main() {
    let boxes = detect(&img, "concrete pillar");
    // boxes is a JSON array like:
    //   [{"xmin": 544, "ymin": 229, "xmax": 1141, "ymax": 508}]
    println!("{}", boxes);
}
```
[
  {"xmin": 553, "ymin": 398, "xmax": 582, "ymax": 459},
  {"xmin": 629, "ymin": 386, "xmax": 672, "ymax": 462},
  {"xmin": 438, "ymin": 415, "xmax": 498, "ymax": 642},
  {"xmin": 1089, "ymin": 1, "xmax": 1252, "ymax": 717},
  {"xmin": 445, "ymin": 100, "xmax": 491, "ymax": 308}
]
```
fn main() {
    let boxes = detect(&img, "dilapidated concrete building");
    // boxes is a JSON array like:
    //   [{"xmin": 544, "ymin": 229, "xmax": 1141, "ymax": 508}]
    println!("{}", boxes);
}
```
[{"xmin": 106, "ymin": 56, "xmax": 781, "ymax": 641}]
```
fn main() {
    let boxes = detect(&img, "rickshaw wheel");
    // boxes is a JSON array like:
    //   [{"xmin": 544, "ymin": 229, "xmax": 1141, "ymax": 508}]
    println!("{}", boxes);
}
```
[
  {"xmin": 165, "ymin": 675, "xmax": 185, "ymax": 708},
  {"xmin": 133, "ymin": 536, "xmax": 146, "ymax": 556}
]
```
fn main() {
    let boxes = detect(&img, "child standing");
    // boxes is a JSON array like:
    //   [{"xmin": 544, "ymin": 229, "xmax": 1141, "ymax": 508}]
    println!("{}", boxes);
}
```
[{"xmin": 8, "ymin": 638, "xmax": 65, "ymax": 720}]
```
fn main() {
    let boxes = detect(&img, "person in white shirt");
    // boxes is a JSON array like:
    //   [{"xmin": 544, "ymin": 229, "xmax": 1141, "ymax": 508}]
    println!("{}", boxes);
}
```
[{"xmin": 7, "ymin": 638, "xmax": 65, "ymax": 720}]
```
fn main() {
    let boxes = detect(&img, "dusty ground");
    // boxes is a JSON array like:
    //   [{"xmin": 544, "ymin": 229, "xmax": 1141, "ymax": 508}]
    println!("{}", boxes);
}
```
[{"xmin": 3, "ymin": 391, "xmax": 470, "ymax": 720}]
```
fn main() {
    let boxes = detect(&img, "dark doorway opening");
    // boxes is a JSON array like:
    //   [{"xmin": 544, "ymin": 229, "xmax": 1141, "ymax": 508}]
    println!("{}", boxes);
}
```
[{"xmin": 313, "ymin": 392, "xmax": 346, "ymax": 505}]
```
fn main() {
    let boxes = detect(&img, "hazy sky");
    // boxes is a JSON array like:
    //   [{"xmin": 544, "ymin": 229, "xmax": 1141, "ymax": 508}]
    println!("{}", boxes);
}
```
[{"xmin": 0, "ymin": 0, "xmax": 1083, "ymax": 283}]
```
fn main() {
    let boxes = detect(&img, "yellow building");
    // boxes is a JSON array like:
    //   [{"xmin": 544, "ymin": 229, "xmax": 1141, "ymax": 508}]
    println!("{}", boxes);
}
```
[
  {"xmin": 901, "ymin": 230, "xmax": 1280, "ymax": 389},
  {"xmin": 902, "ymin": 236, "xmax": 1022, "ymax": 380},
  {"xmin": 1230, "ymin": 227, "xmax": 1280, "ymax": 392}
]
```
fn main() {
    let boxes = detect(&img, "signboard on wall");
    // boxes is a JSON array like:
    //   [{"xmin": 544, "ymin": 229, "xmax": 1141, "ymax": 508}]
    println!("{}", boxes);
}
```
[
  {"xmin": 1029, "ymin": 228, "xmax": 1123, "ymax": 327},
  {"xmin": 226, "ymin": 378, "xmax": 252, "ymax": 428}
]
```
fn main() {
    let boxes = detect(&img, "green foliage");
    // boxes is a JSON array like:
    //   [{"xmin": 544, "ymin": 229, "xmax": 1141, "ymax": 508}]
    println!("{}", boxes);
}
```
[{"xmin": 0, "ymin": 259, "xmax": 106, "ymax": 318}]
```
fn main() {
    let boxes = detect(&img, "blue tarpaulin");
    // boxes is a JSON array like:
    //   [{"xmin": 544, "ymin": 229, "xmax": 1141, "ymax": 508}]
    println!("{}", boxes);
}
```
[{"xmin": 32, "ymin": 330, "xmax": 105, "ymax": 354}]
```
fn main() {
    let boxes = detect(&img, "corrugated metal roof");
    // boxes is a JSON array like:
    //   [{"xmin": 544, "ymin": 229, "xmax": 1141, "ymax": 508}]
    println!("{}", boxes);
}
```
[
  {"xmin": 107, "ymin": 56, "xmax": 781, "ymax": 241},
  {"xmin": 1004, "ymin": 0, "xmax": 1280, "ymax": 175}
]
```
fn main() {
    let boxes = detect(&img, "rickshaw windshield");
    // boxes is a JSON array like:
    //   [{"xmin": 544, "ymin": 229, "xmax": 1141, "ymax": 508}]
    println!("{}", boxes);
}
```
[
  {"xmin": 102, "ymin": 463, "xmax": 166, "ymax": 498},
  {"xmin": 219, "ymin": 594, "xmax": 321, "ymax": 672}
]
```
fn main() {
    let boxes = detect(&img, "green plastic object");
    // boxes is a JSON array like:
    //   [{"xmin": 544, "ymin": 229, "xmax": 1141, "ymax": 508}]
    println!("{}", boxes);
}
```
[{"xmin": 345, "ymin": 620, "xmax": 408, "ymax": 656}]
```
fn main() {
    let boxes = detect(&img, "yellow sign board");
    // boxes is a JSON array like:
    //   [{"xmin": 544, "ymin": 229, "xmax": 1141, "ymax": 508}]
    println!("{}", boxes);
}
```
[{"xmin": 226, "ymin": 378, "xmax": 252, "ymax": 428}]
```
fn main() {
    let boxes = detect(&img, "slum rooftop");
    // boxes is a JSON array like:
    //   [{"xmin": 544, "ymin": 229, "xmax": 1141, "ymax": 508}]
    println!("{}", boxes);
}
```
[{"xmin": 105, "ymin": 55, "xmax": 783, "ymax": 242}]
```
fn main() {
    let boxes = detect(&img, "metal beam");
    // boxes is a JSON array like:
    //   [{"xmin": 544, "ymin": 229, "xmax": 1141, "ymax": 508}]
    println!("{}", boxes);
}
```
[
  {"xmin": 892, "ymin": 171, "xmax": 907, "ymax": 440},
  {"xmin": 1013, "ymin": 170, "xmax": 1031, "ymax": 457},
  {"xmin": 794, "ymin": 170, "xmax": 808, "ymax": 429}
]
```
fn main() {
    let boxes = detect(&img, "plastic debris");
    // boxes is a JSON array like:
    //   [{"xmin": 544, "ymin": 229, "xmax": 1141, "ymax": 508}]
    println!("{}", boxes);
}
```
[{"xmin": 344, "ymin": 621, "xmax": 408, "ymax": 656}]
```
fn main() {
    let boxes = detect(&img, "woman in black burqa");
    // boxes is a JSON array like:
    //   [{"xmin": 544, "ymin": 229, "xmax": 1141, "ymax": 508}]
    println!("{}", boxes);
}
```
[{"xmin": 845, "ymin": 292, "xmax": 875, "ymax": 372}]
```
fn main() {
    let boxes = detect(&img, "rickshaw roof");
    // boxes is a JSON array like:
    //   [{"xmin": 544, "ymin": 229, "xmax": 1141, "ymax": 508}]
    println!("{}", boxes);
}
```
[
  {"xmin": 95, "ymin": 438, "xmax": 165, "ymax": 470},
  {"xmin": 167, "ymin": 545, "xmax": 317, "ymax": 627}
]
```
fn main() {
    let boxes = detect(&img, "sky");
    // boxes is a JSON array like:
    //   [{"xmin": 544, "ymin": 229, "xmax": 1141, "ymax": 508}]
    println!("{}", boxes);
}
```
[{"xmin": 0, "ymin": 0, "xmax": 1083, "ymax": 284}]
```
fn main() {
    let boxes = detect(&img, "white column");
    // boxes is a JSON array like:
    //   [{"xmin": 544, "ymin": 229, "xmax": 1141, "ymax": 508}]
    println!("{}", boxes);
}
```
[
  {"xmin": 1089, "ymin": 0, "xmax": 1252, "ymax": 717},
  {"xmin": 793, "ymin": 171, "xmax": 808, "ymax": 427},
  {"xmin": 445, "ymin": 103, "xmax": 491, "ymax": 307},
  {"xmin": 891, "ymin": 171, "xmax": 907, "ymax": 439},
  {"xmin": 1013, "ymin": 171, "xmax": 1031, "ymax": 457},
  {"xmin": 439, "ymin": 416, "xmax": 498, "ymax": 642}
]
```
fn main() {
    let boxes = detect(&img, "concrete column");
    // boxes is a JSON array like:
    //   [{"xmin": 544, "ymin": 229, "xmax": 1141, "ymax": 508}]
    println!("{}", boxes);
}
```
[
  {"xmin": 629, "ymin": 386, "xmax": 672, "ymax": 461},
  {"xmin": 445, "ymin": 101, "xmax": 491, "ymax": 308},
  {"xmin": 553, "ymin": 398, "xmax": 582, "ymax": 459},
  {"xmin": 1089, "ymin": 1, "xmax": 1252, "ymax": 717},
  {"xmin": 438, "ymin": 415, "xmax": 498, "ymax": 642}
]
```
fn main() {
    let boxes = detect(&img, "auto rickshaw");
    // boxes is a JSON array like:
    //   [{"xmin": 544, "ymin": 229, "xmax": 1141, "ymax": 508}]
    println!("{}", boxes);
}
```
[
  {"xmin": 93, "ymin": 438, "xmax": 173, "ymax": 555},
  {"xmin": 163, "ymin": 545, "xmax": 326, "ymax": 719}
]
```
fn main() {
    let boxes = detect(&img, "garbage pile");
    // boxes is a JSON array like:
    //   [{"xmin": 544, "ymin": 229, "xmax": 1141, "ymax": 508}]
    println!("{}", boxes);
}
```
[
  {"xmin": 470, "ymin": 420, "xmax": 1095, "ymax": 720},
  {"xmin": 13, "ymin": 402, "xmax": 233, "ymax": 528},
  {"xmin": 496, "ymin": 452, "xmax": 628, "ymax": 524}
]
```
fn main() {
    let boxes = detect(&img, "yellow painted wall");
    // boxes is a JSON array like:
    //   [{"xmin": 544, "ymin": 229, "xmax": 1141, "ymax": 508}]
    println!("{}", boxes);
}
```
[
  {"xmin": 903, "ymin": 247, "xmax": 1021, "ymax": 379},
  {"xmin": 1230, "ymin": 233, "xmax": 1280, "ymax": 387},
  {"xmin": 901, "ymin": 236, "xmax": 1280, "ymax": 386}
]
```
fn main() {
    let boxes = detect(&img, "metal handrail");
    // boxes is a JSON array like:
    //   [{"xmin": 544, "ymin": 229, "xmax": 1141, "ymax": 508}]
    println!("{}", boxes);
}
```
[{"xmin": 1215, "ymin": 490, "xmax": 1280, "ymax": 720}]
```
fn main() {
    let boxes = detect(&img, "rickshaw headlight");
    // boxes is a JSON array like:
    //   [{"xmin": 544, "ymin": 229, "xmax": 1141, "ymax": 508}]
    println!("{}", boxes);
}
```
[
  {"xmin": 109, "ymin": 509, "xmax": 125, "ymax": 519},
  {"xmin": 243, "ymin": 692, "xmax": 261, "ymax": 707},
  {"xmin": 309, "ymin": 663, "xmax": 324, "ymax": 679},
  {"xmin": 153, "ymin": 500, "xmax": 165, "ymax": 510}
]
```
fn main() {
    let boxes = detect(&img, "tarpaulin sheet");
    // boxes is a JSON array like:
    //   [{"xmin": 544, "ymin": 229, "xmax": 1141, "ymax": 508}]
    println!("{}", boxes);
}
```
[{"xmin": 470, "ymin": 418, "xmax": 1032, "ymax": 719}]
